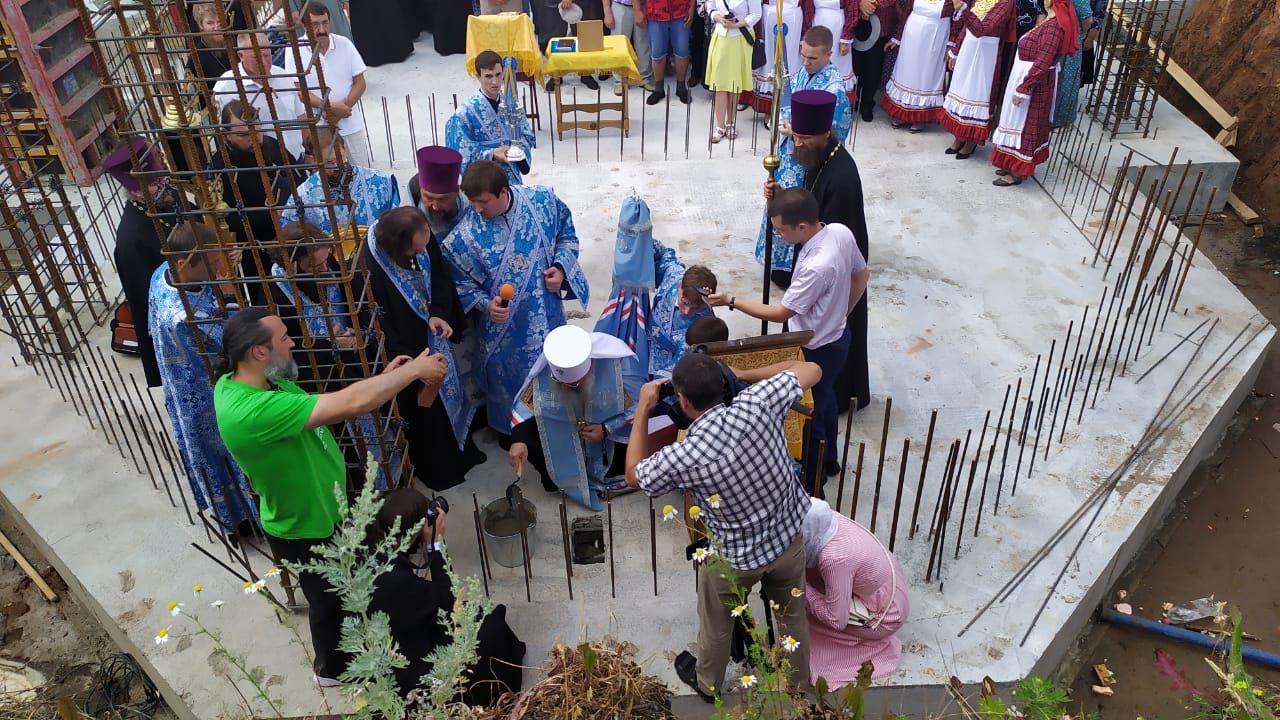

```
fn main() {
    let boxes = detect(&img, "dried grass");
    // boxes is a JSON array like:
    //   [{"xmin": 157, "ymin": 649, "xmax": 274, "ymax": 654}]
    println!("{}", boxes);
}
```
[{"xmin": 474, "ymin": 639, "xmax": 674, "ymax": 720}]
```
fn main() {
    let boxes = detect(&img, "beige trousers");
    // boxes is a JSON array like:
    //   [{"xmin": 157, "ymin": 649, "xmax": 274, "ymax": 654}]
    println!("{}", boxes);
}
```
[{"xmin": 695, "ymin": 533, "xmax": 810, "ymax": 695}]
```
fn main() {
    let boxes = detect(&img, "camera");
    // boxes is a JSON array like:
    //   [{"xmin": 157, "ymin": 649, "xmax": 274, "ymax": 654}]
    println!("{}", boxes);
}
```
[
  {"xmin": 658, "ymin": 349, "xmax": 748, "ymax": 429},
  {"xmin": 425, "ymin": 495, "xmax": 449, "ymax": 526}
]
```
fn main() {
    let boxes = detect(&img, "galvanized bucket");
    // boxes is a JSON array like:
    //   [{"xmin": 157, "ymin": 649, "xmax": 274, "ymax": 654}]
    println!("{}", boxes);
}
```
[{"xmin": 481, "ymin": 497, "xmax": 538, "ymax": 568}]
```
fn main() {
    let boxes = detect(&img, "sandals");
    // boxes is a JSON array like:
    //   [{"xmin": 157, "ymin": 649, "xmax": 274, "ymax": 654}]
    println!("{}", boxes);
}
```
[
  {"xmin": 711, "ymin": 126, "xmax": 726, "ymax": 144},
  {"xmin": 725, "ymin": 124, "xmax": 738, "ymax": 140},
  {"xmin": 995, "ymin": 168, "xmax": 1010, "ymax": 176},
  {"xmin": 992, "ymin": 175, "xmax": 1023, "ymax": 187},
  {"xmin": 908, "ymin": 124, "xmax": 924, "ymax": 133}
]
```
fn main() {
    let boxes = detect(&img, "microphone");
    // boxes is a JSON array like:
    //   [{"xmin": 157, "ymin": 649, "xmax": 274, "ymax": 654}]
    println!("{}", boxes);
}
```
[{"xmin": 498, "ymin": 283, "xmax": 515, "ymax": 308}]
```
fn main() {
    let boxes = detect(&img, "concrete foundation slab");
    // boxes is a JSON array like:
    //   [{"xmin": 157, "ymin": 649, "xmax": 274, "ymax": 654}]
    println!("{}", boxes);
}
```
[{"xmin": 0, "ymin": 32, "xmax": 1269, "ymax": 719}]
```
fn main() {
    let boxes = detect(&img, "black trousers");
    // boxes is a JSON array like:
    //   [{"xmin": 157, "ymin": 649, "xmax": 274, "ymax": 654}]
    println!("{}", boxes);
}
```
[
  {"xmin": 851, "ymin": 36, "xmax": 889, "ymax": 119},
  {"xmin": 266, "ymin": 532, "xmax": 350, "ymax": 678}
]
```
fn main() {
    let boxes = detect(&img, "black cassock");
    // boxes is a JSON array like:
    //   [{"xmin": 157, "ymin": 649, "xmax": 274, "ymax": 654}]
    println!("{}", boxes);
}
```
[
  {"xmin": 114, "ymin": 202, "xmax": 170, "ymax": 388},
  {"xmin": 369, "ymin": 551, "xmax": 525, "ymax": 702},
  {"xmin": 366, "ymin": 240, "xmax": 484, "ymax": 491},
  {"xmin": 805, "ymin": 139, "xmax": 871, "ymax": 413},
  {"xmin": 352, "ymin": 0, "xmax": 415, "ymax": 67}
]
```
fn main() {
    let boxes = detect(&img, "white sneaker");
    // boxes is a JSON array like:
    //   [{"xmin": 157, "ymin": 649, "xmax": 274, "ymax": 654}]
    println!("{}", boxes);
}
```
[
  {"xmin": 614, "ymin": 83, "xmax": 623, "ymax": 96},
  {"xmin": 313, "ymin": 674, "xmax": 342, "ymax": 688}
]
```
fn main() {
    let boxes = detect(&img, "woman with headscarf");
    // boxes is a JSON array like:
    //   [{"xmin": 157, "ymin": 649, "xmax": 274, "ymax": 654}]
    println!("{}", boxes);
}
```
[
  {"xmin": 1049, "ymin": 0, "xmax": 1092, "ymax": 128},
  {"xmin": 988, "ymin": 0, "xmax": 1078, "ymax": 186},
  {"xmin": 801, "ymin": 498, "xmax": 910, "ymax": 685},
  {"xmin": 367, "ymin": 488, "xmax": 526, "ymax": 702}
]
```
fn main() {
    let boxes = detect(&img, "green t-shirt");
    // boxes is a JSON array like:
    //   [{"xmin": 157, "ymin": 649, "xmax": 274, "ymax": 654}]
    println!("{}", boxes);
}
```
[{"xmin": 214, "ymin": 375, "xmax": 347, "ymax": 540}]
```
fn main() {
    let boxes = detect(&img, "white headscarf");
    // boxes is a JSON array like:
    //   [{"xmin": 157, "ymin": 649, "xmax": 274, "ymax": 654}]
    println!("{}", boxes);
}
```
[{"xmin": 802, "ymin": 498, "xmax": 839, "ymax": 568}]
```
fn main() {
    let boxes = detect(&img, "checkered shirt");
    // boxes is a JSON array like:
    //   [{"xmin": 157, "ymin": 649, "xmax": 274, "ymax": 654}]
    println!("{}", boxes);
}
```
[{"xmin": 635, "ymin": 371, "xmax": 810, "ymax": 570}]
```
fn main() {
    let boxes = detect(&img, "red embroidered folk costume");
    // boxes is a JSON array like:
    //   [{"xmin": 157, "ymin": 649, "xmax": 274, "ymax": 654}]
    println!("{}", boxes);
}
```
[
  {"xmin": 990, "ymin": 0, "xmax": 1079, "ymax": 176},
  {"xmin": 939, "ymin": 0, "xmax": 1016, "ymax": 143}
]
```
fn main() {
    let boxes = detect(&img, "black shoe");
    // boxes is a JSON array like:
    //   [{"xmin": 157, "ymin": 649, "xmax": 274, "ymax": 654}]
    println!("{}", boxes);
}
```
[
  {"xmin": 674, "ymin": 651, "xmax": 716, "ymax": 703},
  {"xmin": 544, "ymin": 78, "xmax": 555, "ymax": 93},
  {"xmin": 945, "ymin": 145, "xmax": 960, "ymax": 155},
  {"xmin": 955, "ymin": 149, "xmax": 974, "ymax": 160},
  {"xmin": 580, "ymin": 75, "xmax": 600, "ymax": 90},
  {"xmin": 824, "ymin": 460, "xmax": 841, "ymax": 477},
  {"xmin": 676, "ymin": 83, "xmax": 691, "ymax": 104},
  {"xmin": 646, "ymin": 87, "xmax": 666, "ymax": 105},
  {"xmin": 598, "ymin": 71, "xmax": 612, "ymax": 80},
  {"xmin": 862, "ymin": 110, "xmax": 874, "ymax": 122}
]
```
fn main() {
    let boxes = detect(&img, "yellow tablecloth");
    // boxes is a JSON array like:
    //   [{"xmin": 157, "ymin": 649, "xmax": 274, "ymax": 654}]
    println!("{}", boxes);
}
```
[
  {"xmin": 465, "ymin": 13, "xmax": 543, "ymax": 77},
  {"xmin": 542, "ymin": 35, "xmax": 642, "ymax": 83}
]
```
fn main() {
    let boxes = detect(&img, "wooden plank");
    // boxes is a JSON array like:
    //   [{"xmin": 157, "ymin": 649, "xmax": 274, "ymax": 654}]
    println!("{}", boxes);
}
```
[
  {"xmin": 0, "ymin": 527, "xmax": 59, "ymax": 602},
  {"xmin": 1227, "ymin": 192, "xmax": 1261, "ymax": 225}
]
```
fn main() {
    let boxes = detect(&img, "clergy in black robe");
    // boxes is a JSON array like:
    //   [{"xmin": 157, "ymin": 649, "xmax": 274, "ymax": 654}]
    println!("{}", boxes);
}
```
[
  {"xmin": 432, "ymin": 0, "xmax": 471, "ymax": 56},
  {"xmin": 369, "ymin": 489, "xmax": 526, "ymax": 702},
  {"xmin": 367, "ymin": 207, "xmax": 485, "ymax": 491},
  {"xmin": 352, "ymin": 0, "xmax": 415, "ymax": 66},
  {"xmin": 105, "ymin": 140, "xmax": 181, "ymax": 388},
  {"xmin": 768, "ymin": 90, "xmax": 872, "ymax": 413}
]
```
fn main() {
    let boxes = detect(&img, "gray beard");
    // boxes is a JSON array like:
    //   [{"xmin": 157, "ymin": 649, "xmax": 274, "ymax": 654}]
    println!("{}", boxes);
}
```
[{"xmin": 265, "ymin": 356, "xmax": 299, "ymax": 382}]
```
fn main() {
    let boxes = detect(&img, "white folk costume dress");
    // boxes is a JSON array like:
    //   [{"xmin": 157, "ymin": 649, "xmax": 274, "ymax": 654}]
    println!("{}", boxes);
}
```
[
  {"xmin": 812, "ymin": 0, "xmax": 856, "ymax": 91},
  {"xmin": 991, "ymin": 13, "xmax": 1068, "ymax": 176},
  {"xmin": 754, "ymin": 0, "xmax": 812, "ymax": 95},
  {"xmin": 881, "ymin": 0, "xmax": 956, "ymax": 124},
  {"xmin": 940, "ymin": 0, "xmax": 1016, "ymax": 143}
]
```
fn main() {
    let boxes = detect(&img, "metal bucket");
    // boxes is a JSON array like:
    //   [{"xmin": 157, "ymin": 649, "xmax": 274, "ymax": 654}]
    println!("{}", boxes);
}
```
[{"xmin": 481, "ymin": 497, "xmax": 538, "ymax": 568}]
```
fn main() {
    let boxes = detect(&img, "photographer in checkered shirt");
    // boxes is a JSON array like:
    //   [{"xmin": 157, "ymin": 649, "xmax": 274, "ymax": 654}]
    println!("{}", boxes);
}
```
[{"xmin": 625, "ymin": 353, "xmax": 820, "ymax": 702}]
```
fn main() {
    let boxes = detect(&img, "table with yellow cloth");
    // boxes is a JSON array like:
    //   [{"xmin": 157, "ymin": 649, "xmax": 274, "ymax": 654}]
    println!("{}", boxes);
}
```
[{"xmin": 543, "ymin": 35, "xmax": 642, "ymax": 139}]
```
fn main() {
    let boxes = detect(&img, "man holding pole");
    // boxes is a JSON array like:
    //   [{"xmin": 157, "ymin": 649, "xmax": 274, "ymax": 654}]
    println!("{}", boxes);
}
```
[
  {"xmin": 710, "ymin": 186, "xmax": 868, "ymax": 487},
  {"xmin": 764, "ymin": 89, "xmax": 871, "ymax": 414}
]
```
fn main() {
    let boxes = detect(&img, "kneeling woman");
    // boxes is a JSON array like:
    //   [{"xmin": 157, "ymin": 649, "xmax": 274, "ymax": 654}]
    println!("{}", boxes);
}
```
[
  {"xmin": 802, "ymin": 498, "xmax": 910, "ymax": 685},
  {"xmin": 369, "ymin": 488, "xmax": 526, "ymax": 703}
]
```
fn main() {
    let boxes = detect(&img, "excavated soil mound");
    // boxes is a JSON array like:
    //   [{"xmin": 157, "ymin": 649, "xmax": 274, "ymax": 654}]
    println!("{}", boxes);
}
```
[{"xmin": 1166, "ymin": 0, "xmax": 1280, "ymax": 220}]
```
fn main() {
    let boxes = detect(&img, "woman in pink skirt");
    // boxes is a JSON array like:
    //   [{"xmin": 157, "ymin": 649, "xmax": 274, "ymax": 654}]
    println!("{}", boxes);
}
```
[{"xmin": 802, "ymin": 498, "xmax": 911, "ymax": 685}]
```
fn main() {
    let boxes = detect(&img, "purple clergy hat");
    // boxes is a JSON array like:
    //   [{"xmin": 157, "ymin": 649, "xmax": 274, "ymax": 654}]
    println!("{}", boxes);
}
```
[
  {"xmin": 416, "ymin": 145, "xmax": 463, "ymax": 195},
  {"xmin": 102, "ymin": 138, "xmax": 165, "ymax": 192},
  {"xmin": 790, "ymin": 89, "xmax": 837, "ymax": 136}
]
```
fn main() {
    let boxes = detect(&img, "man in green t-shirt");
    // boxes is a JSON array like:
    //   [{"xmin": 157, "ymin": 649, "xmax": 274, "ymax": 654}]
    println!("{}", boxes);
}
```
[{"xmin": 213, "ymin": 306, "xmax": 447, "ymax": 685}]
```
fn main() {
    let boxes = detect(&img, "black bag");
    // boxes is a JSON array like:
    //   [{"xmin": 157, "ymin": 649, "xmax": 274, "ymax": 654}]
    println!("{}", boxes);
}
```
[{"xmin": 742, "ymin": 25, "xmax": 767, "ymax": 70}]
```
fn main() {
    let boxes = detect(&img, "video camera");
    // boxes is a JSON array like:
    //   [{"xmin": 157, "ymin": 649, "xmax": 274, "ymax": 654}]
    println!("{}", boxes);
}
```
[{"xmin": 657, "ymin": 347, "xmax": 749, "ymax": 429}]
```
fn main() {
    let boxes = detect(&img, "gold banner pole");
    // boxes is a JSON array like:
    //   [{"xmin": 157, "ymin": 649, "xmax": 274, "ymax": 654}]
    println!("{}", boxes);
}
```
[{"xmin": 758, "ymin": 0, "xmax": 788, "ymax": 335}]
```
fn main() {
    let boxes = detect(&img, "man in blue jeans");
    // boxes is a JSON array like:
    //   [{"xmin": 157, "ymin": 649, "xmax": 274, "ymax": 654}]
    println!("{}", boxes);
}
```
[
  {"xmin": 708, "ymin": 187, "xmax": 869, "ymax": 493},
  {"xmin": 645, "ymin": 0, "xmax": 695, "ymax": 104}
]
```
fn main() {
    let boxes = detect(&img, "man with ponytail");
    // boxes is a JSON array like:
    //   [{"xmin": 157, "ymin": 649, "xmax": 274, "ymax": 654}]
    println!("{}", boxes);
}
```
[{"xmin": 213, "ymin": 307, "xmax": 447, "ymax": 687}]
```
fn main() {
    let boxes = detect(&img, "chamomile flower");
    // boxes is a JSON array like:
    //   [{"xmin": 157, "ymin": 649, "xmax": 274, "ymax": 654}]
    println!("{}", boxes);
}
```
[
  {"xmin": 782, "ymin": 635, "xmax": 800, "ymax": 653},
  {"xmin": 154, "ymin": 627, "xmax": 171, "ymax": 645},
  {"xmin": 688, "ymin": 505, "xmax": 702, "ymax": 520},
  {"xmin": 692, "ymin": 547, "xmax": 713, "ymax": 563},
  {"xmin": 740, "ymin": 674, "xmax": 757, "ymax": 689},
  {"xmin": 167, "ymin": 601, "xmax": 184, "ymax": 617},
  {"xmin": 210, "ymin": 600, "xmax": 226, "ymax": 609},
  {"xmin": 706, "ymin": 494, "xmax": 722, "ymax": 509},
  {"xmin": 264, "ymin": 566, "xmax": 281, "ymax": 578},
  {"xmin": 243, "ymin": 579, "xmax": 266, "ymax": 595},
  {"xmin": 731, "ymin": 604, "xmax": 747, "ymax": 618},
  {"xmin": 662, "ymin": 505, "xmax": 677, "ymax": 521},
  {"xmin": 192, "ymin": 584, "xmax": 203, "ymax": 595},
  {"xmin": 790, "ymin": 587, "xmax": 804, "ymax": 598}
]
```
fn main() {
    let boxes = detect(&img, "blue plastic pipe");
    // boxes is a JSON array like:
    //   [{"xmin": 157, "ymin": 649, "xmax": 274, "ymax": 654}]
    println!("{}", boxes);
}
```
[{"xmin": 1100, "ymin": 608, "xmax": 1280, "ymax": 671}]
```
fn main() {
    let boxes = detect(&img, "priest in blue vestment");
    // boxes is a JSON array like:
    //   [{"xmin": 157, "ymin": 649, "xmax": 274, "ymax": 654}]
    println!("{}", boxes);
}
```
[
  {"xmin": 509, "ymin": 325, "xmax": 635, "ymax": 510},
  {"xmin": 278, "ymin": 127, "xmax": 400, "ymax": 234},
  {"xmin": 754, "ymin": 27, "xmax": 853, "ymax": 284},
  {"xmin": 445, "ymin": 50, "xmax": 535, "ymax": 188},
  {"xmin": 148, "ymin": 222, "xmax": 257, "ymax": 533},
  {"xmin": 440, "ymin": 160, "xmax": 589, "ymax": 438}
]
